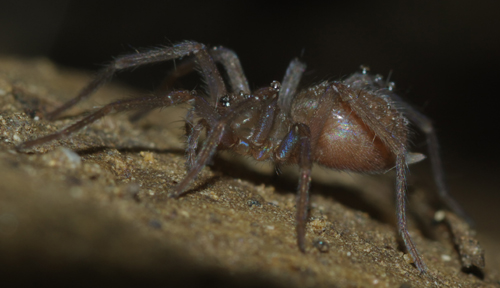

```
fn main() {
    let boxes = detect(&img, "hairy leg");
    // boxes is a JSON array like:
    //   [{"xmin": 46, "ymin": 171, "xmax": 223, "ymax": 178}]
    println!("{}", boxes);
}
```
[
  {"xmin": 274, "ymin": 124, "xmax": 312, "ymax": 252},
  {"xmin": 129, "ymin": 59, "xmax": 197, "ymax": 122},
  {"xmin": 395, "ymin": 152, "xmax": 429, "ymax": 273},
  {"xmin": 130, "ymin": 45, "xmax": 250, "ymax": 122},
  {"xmin": 18, "ymin": 90, "xmax": 194, "ymax": 150},
  {"xmin": 186, "ymin": 119, "xmax": 210, "ymax": 170},
  {"xmin": 47, "ymin": 41, "xmax": 226, "ymax": 120},
  {"xmin": 338, "ymin": 86, "xmax": 427, "ymax": 273},
  {"xmin": 278, "ymin": 58, "xmax": 306, "ymax": 115},
  {"xmin": 211, "ymin": 47, "xmax": 250, "ymax": 94},
  {"xmin": 250, "ymin": 94, "xmax": 279, "ymax": 147},
  {"xmin": 390, "ymin": 94, "xmax": 471, "ymax": 224},
  {"xmin": 152, "ymin": 47, "xmax": 251, "ymax": 95},
  {"xmin": 131, "ymin": 46, "xmax": 250, "ymax": 122},
  {"xmin": 170, "ymin": 96, "xmax": 258, "ymax": 198}
]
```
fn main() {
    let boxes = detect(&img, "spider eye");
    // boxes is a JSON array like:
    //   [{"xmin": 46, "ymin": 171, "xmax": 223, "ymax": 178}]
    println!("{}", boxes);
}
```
[
  {"xmin": 387, "ymin": 82, "xmax": 396, "ymax": 91},
  {"xmin": 220, "ymin": 95, "xmax": 231, "ymax": 107},
  {"xmin": 360, "ymin": 65, "xmax": 370, "ymax": 74},
  {"xmin": 270, "ymin": 80, "xmax": 281, "ymax": 91}
]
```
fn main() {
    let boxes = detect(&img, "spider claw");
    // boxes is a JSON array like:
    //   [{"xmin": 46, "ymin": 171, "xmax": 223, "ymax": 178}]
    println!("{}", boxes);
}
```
[{"xmin": 168, "ymin": 190, "xmax": 182, "ymax": 199}]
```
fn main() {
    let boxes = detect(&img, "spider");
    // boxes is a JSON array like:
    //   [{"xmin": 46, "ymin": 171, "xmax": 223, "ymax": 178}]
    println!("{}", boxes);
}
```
[{"xmin": 18, "ymin": 40, "xmax": 468, "ymax": 274}]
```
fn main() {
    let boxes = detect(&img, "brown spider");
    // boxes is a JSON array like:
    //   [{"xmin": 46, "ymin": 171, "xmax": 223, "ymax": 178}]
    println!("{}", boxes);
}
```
[{"xmin": 18, "ymin": 41, "xmax": 468, "ymax": 274}]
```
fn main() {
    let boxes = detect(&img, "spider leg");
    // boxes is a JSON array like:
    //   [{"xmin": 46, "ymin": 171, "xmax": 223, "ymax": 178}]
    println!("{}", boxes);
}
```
[
  {"xmin": 284, "ymin": 87, "xmax": 336, "ymax": 251},
  {"xmin": 184, "ymin": 107, "xmax": 196, "ymax": 145},
  {"xmin": 275, "ymin": 124, "xmax": 312, "ymax": 252},
  {"xmin": 47, "ymin": 41, "xmax": 226, "ymax": 120},
  {"xmin": 339, "ymin": 88, "xmax": 428, "ymax": 273},
  {"xmin": 152, "ymin": 47, "xmax": 250, "ymax": 95},
  {"xmin": 129, "ymin": 59, "xmax": 197, "ymax": 122},
  {"xmin": 278, "ymin": 59, "xmax": 306, "ymax": 114},
  {"xmin": 132, "ymin": 47, "xmax": 249, "ymax": 122},
  {"xmin": 17, "ymin": 90, "xmax": 194, "ymax": 150},
  {"xmin": 250, "ymin": 94, "xmax": 279, "ymax": 147},
  {"xmin": 211, "ymin": 47, "xmax": 250, "ymax": 94},
  {"xmin": 186, "ymin": 118, "xmax": 210, "ymax": 171},
  {"xmin": 170, "ymin": 97, "xmax": 258, "ymax": 198},
  {"xmin": 390, "ymin": 94, "xmax": 472, "ymax": 224},
  {"xmin": 395, "ymin": 153, "xmax": 428, "ymax": 273}
]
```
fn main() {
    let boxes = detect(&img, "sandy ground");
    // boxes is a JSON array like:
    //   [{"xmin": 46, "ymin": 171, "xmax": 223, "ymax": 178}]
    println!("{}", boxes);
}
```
[{"xmin": 0, "ymin": 57, "xmax": 498, "ymax": 287}]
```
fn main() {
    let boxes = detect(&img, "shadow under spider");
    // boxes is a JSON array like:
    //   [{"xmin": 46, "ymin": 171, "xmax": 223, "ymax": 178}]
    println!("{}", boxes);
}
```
[
  {"xmin": 21, "ymin": 103, "xmax": 387, "ymax": 225},
  {"xmin": 74, "ymin": 145, "xmax": 223, "ymax": 197},
  {"xmin": 210, "ymin": 156, "xmax": 390, "ymax": 225},
  {"xmin": 71, "ymin": 143, "xmax": 423, "ymax": 235},
  {"xmin": 74, "ymin": 145, "xmax": 185, "ymax": 157}
]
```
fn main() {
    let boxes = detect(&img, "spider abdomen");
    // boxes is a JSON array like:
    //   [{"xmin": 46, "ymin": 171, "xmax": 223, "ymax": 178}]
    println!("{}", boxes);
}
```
[
  {"xmin": 314, "ymin": 102, "xmax": 395, "ymax": 172},
  {"xmin": 292, "ymin": 83, "xmax": 405, "ymax": 173}
]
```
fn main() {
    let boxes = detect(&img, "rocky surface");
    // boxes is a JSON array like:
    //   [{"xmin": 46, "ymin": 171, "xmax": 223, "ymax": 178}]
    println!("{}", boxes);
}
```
[{"xmin": 0, "ymin": 57, "xmax": 498, "ymax": 287}]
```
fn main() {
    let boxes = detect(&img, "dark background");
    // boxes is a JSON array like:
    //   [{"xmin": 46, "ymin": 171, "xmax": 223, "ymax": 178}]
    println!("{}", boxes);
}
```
[{"xmin": 1, "ymin": 0, "xmax": 499, "ymax": 244}]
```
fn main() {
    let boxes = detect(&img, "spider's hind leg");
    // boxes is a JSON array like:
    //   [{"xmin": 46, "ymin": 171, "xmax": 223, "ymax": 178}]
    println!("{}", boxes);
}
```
[
  {"xmin": 390, "ymin": 94, "xmax": 472, "ymax": 224},
  {"xmin": 338, "ymin": 87, "xmax": 428, "ymax": 273}
]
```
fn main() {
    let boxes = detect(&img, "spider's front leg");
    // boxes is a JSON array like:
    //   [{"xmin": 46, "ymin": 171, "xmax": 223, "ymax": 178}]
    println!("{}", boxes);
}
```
[
  {"xmin": 153, "ymin": 46, "xmax": 251, "ymax": 95},
  {"xmin": 17, "ymin": 90, "xmax": 195, "ymax": 150},
  {"xmin": 47, "ymin": 41, "xmax": 226, "ymax": 120},
  {"xmin": 185, "ymin": 118, "xmax": 210, "ymax": 171},
  {"xmin": 210, "ymin": 47, "xmax": 250, "ymax": 94},
  {"xmin": 170, "ymin": 96, "xmax": 258, "ymax": 198},
  {"xmin": 131, "ymin": 46, "xmax": 251, "ymax": 122}
]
